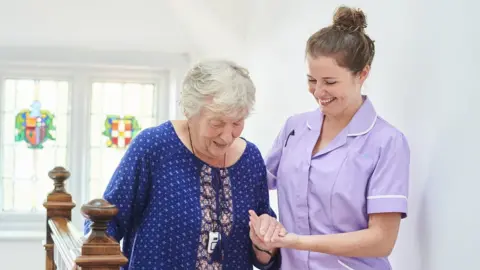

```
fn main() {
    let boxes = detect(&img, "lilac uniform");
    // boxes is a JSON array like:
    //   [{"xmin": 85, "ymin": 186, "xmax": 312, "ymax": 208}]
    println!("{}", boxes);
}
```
[{"xmin": 266, "ymin": 96, "xmax": 410, "ymax": 270}]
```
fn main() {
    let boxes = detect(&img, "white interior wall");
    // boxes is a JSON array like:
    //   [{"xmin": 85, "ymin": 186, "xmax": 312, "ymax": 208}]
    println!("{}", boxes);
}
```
[{"xmin": 243, "ymin": 0, "xmax": 480, "ymax": 269}]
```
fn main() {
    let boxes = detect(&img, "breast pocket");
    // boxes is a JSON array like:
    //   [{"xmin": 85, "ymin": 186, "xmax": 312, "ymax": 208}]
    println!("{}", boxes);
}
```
[{"xmin": 331, "ymin": 150, "xmax": 375, "ymax": 231}]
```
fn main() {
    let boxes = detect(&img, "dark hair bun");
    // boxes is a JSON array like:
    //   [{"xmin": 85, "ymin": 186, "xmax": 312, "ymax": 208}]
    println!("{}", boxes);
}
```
[{"xmin": 333, "ymin": 6, "xmax": 367, "ymax": 32}]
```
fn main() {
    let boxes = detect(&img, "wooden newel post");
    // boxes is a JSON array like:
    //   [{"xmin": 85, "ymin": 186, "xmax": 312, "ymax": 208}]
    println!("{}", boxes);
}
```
[
  {"xmin": 75, "ymin": 199, "xmax": 128, "ymax": 270},
  {"xmin": 43, "ymin": 166, "xmax": 76, "ymax": 270}
]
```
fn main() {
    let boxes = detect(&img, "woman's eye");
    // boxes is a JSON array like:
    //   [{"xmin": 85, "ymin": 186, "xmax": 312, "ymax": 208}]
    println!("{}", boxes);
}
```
[
  {"xmin": 325, "ymin": 81, "xmax": 336, "ymax": 85},
  {"xmin": 308, "ymin": 79, "xmax": 317, "ymax": 83}
]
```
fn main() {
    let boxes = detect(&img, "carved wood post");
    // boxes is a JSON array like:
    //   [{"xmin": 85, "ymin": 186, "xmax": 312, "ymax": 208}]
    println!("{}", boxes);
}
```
[
  {"xmin": 75, "ymin": 199, "xmax": 128, "ymax": 270},
  {"xmin": 43, "ymin": 166, "xmax": 76, "ymax": 270}
]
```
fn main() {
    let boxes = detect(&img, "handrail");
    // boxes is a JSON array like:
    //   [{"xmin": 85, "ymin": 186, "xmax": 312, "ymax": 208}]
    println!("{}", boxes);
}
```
[
  {"xmin": 43, "ymin": 167, "xmax": 128, "ymax": 270},
  {"xmin": 49, "ymin": 218, "xmax": 82, "ymax": 269}
]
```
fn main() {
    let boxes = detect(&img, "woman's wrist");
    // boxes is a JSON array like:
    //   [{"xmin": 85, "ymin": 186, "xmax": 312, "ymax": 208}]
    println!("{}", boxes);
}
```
[{"xmin": 253, "ymin": 244, "xmax": 276, "ymax": 256}]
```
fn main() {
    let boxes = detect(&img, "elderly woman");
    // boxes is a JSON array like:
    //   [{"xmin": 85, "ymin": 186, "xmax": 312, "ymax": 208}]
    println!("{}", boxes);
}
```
[{"xmin": 84, "ymin": 60, "xmax": 281, "ymax": 270}]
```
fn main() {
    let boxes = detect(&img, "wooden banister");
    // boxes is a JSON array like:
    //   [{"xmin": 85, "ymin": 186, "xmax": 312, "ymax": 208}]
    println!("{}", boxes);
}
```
[
  {"xmin": 75, "ymin": 199, "xmax": 128, "ymax": 269},
  {"xmin": 44, "ymin": 166, "xmax": 76, "ymax": 270},
  {"xmin": 43, "ymin": 167, "xmax": 128, "ymax": 270}
]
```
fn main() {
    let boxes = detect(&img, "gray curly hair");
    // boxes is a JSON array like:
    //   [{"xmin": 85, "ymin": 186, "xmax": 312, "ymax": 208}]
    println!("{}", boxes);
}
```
[{"xmin": 180, "ymin": 59, "xmax": 256, "ymax": 118}]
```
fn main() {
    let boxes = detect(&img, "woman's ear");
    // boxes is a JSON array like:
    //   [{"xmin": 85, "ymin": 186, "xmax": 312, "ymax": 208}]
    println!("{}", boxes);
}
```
[{"xmin": 358, "ymin": 65, "xmax": 370, "ymax": 83}]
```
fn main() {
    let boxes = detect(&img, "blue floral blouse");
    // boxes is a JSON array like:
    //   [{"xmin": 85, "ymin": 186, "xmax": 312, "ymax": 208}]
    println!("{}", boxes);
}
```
[{"xmin": 84, "ymin": 121, "xmax": 280, "ymax": 270}]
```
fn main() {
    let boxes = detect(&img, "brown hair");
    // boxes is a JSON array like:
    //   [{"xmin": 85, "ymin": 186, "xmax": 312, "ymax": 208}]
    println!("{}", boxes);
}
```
[{"xmin": 306, "ymin": 6, "xmax": 375, "ymax": 74}]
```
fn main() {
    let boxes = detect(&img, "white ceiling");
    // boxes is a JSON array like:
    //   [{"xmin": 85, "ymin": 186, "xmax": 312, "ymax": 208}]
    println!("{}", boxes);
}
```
[{"xmin": 0, "ymin": 0, "xmax": 248, "ymax": 57}]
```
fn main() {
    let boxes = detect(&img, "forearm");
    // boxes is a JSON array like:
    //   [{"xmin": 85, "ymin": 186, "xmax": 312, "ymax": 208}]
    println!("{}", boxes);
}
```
[
  {"xmin": 253, "ymin": 244, "xmax": 274, "ymax": 264},
  {"xmin": 289, "ymin": 229, "xmax": 394, "ymax": 257}
]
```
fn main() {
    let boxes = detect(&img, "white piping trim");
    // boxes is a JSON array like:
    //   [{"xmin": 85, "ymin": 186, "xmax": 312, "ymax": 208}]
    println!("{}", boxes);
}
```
[
  {"xmin": 266, "ymin": 169, "xmax": 277, "ymax": 180},
  {"xmin": 338, "ymin": 259, "xmax": 355, "ymax": 270},
  {"xmin": 367, "ymin": 195, "xmax": 407, "ymax": 200},
  {"xmin": 306, "ymin": 121, "xmax": 312, "ymax": 130},
  {"xmin": 347, "ymin": 114, "xmax": 378, "ymax": 136}
]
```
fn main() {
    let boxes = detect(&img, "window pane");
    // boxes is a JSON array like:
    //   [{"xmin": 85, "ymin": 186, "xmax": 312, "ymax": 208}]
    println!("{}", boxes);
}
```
[
  {"xmin": 2, "ymin": 146, "xmax": 14, "ymax": 178},
  {"xmin": 55, "ymin": 147, "xmax": 67, "ymax": 167},
  {"xmin": 89, "ymin": 82, "xmax": 157, "ymax": 200},
  {"xmin": 14, "ymin": 146, "xmax": 35, "ymax": 179},
  {"xmin": 57, "ymin": 81, "xmax": 69, "ymax": 114},
  {"xmin": 35, "ymin": 148, "xmax": 56, "ymax": 179},
  {"xmin": 2, "ymin": 178, "xmax": 13, "ymax": 211},
  {"xmin": 90, "ymin": 148, "xmax": 101, "ymax": 179},
  {"xmin": 15, "ymin": 80, "xmax": 35, "ymax": 109},
  {"xmin": 123, "ymin": 83, "xmax": 142, "ymax": 115},
  {"xmin": 34, "ymin": 177, "xmax": 52, "ymax": 211},
  {"xmin": 55, "ymin": 114, "xmax": 68, "ymax": 147},
  {"xmin": 4, "ymin": 80, "xmax": 16, "ymax": 112},
  {"xmin": 89, "ymin": 178, "xmax": 104, "ymax": 200},
  {"xmin": 14, "ymin": 180, "xmax": 35, "ymax": 211},
  {"xmin": 3, "ymin": 112, "xmax": 14, "ymax": 145},
  {"xmin": 1, "ymin": 79, "xmax": 70, "ymax": 212},
  {"xmin": 102, "ymin": 83, "xmax": 122, "ymax": 114},
  {"xmin": 140, "ymin": 84, "xmax": 155, "ymax": 116}
]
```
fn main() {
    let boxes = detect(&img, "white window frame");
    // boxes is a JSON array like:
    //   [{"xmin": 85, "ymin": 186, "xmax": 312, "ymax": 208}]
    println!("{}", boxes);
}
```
[{"xmin": 0, "ymin": 47, "xmax": 189, "ymax": 239}]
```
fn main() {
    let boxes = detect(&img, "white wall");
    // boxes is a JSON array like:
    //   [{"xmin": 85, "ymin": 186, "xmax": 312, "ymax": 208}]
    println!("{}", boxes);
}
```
[{"xmin": 243, "ymin": 0, "xmax": 480, "ymax": 269}]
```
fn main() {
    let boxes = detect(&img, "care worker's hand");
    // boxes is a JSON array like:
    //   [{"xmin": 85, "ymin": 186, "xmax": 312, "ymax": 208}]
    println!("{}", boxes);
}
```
[
  {"xmin": 249, "ymin": 210, "xmax": 298, "ymax": 249},
  {"xmin": 248, "ymin": 210, "xmax": 285, "ymax": 246}
]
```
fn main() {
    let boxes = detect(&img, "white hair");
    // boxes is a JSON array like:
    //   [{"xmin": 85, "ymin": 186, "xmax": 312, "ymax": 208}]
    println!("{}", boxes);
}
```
[{"xmin": 180, "ymin": 59, "xmax": 256, "ymax": 118}]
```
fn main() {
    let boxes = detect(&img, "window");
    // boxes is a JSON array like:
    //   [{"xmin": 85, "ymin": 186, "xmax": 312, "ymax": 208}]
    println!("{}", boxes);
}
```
[
  {"xmin": 1, "ymin": 79, "xmax": 69, "ymax": 212},
  {"xmin": 0, "ymin": 48, "xmax": 185, "ymax": 237},
  {"xmin": 89, "ymin": 82, "xmax": 157, "ymax": 199}
]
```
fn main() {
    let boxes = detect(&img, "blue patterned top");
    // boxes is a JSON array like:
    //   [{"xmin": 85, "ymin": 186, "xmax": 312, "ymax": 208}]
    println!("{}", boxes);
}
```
[{"xmin": 84, "ymin": 121, "xmax": 279, "ymax": 270}]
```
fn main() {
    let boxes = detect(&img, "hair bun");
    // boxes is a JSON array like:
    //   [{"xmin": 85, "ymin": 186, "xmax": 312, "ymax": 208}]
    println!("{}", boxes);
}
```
[{"xmin": 333, "ymin": 6, "xmax": 367, "ymax": 33}]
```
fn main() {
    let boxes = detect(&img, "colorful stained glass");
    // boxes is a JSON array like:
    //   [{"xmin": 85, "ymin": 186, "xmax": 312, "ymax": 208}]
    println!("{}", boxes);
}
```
[
  {"xmin": 14, "ymin": 101, "xmax": 56, "ymax": 149},
  {"xmin": 102, "ymin": 115, "xmax": 141, "ymax": 148}
]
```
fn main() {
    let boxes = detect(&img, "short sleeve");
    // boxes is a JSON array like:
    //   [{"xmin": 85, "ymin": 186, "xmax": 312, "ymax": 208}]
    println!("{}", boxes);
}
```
[
  {"xmin": 367, "ymin": 132, "xmax": 410, "ymax": 218},
  {"xmin": 265, "ymin": 119, "xmax": 290, "ymax": 190}
]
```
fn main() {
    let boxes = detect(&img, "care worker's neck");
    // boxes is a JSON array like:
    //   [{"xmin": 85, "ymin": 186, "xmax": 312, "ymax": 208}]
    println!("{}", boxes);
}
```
[{"xmin": 324, "ymin": 96, "xmax": 363, "ymax": 127}]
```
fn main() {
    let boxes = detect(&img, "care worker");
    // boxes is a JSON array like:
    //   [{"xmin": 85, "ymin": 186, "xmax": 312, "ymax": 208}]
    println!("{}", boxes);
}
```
[{"xmin": 249, "ymin": 5, "xmax": 410, "ymax": 270}]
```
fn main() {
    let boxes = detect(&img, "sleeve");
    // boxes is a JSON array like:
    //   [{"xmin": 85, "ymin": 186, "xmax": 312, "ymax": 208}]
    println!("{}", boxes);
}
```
[
  {"xmin": 265, "ymin": 118, "xmax": 290, "ymax": 190},
  {"xmin": 251, "ymin": 161, "xmax": 281, "ymax": 270},
  {"xmin": 83, "ymin": 129, "xmax": 153, "ymax": 241},
  {"xmin": 367, "ymin": 132, "xmax": 410, "ymax": 218}
]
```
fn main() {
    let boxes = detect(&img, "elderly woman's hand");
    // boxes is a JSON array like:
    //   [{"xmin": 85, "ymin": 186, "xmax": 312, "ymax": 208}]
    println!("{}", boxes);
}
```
[{"xmin": 249, "ymin": 210, "xmax": 298, "ymax": 249}]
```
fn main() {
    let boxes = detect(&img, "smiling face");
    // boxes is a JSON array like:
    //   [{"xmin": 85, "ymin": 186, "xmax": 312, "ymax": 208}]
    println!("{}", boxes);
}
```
[
  {"xmin": 189, "ymin": 108, "xmax": 245, "ymax": 159},
  {"xmin": 306, "ymin": 55, "xmax": 369, "ymax": 118}
]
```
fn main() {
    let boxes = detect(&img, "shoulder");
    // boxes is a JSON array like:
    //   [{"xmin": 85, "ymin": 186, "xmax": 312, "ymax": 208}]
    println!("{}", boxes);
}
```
[
  {"xmin": 128, "ymin": 121, "xmax": 183, "ymax": 160},
  {"xmin": 286, "ymin": 109, "xmax": 318, "ymax": 128},
  {"xmin": 240, "ymin": 139, "xmax": 265, "ymax": 164},
  {"xmin": 368, "ymin": 116, "xmax": 410, "ymax": 155},
  {"xmin": 276, "ymin": 109, "xmax": 319, "ymax": 136}
]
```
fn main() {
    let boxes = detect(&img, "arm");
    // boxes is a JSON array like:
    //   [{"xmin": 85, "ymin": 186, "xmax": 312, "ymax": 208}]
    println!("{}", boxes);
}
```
[
  {"xmin": 288, "ymin": 213, "xmax": 401, "ymax": 257},
  {"xmin": 265, "ymin": 118, "xmax": 290, "ymax": 190},
  {"xmin": 273, "ymin": 132, "xmax": 410, "ymax": 258},
  {"xmin": 251, "ymin": 150, "xmax": 281, "ymax": 269},
  {"xmin": 83, "ymin": 129, "xmax": 153, "ymax": 242}
]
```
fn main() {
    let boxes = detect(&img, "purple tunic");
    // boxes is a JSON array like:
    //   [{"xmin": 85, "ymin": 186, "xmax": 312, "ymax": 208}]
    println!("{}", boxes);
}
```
[{"xmin": 266, "ymin": 96, "xmax": 410, "ymax": 269}]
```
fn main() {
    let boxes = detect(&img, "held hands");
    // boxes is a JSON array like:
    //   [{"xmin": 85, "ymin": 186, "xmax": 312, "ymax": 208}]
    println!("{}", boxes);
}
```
[{"xmin": 248, "ymin": 210, "xmax": 299, "ymax": 249}]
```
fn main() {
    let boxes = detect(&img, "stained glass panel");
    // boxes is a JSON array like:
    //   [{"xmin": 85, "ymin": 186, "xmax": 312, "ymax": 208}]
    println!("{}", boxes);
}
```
[
  {"xmin": 89, "ymin": 82, "xmax": 157, "ymax": 200},
  {"xmin": 14, "ymin": 100, "xmax": 56, "ymax": 149},
  {"xmin": 1, "ymin": 79, "xmax": 70, "ymax": 212}
]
